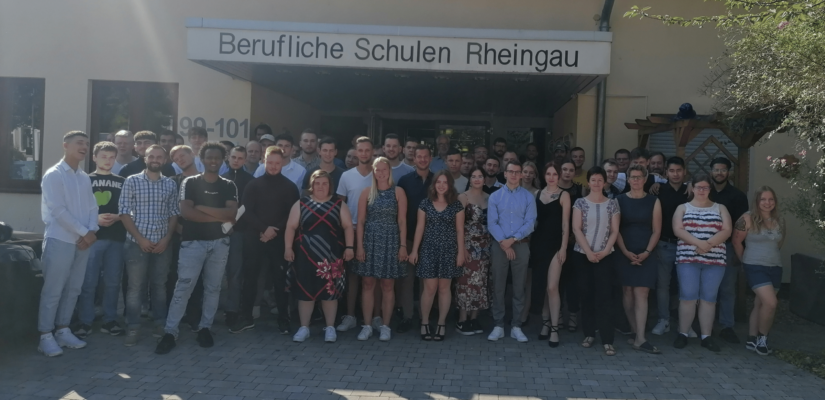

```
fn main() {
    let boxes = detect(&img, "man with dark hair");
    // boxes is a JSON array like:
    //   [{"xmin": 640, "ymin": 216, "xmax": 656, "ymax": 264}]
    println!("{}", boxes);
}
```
[
  {"xmin": 612, "ymin": 148, "xmax": 631, "ymax": 191},
  {"xmin": 174, "ymin": 133, "xmax": 185, "ymax": 146},
  {"xmin": 119, "ymin": 144, "xmax": 180, "ymax": 347},
  {"xmin": 651, "ymin": 156, "xmax": 690, "ymax": 336},
  {"xmin": 221, "ymin": 146, "xmax": 254, "ymax": 327},
  {"xmin": 492, "ymin": 137, "xmax": 507, "ymax": 160},
  {"xmin": 345, "ymin": 147, "xmax": 359, "ymax": 169},
  {"xmin": 483, "ymin": 157, "xmax": 504, "ymax": 194},
  {"xmin": 522, "ymin": 143, "xmax": 539, "ymax": 165},
  {"xmin": 487, "ymin": 160, "xmax": 536, "ymax": 343},
  {"xmin": 461, "ymin": 152, "xmax": 474, "ymax": 177},
  {"xmin": 254, "ymin": 123, "xmax": 273, "ymax": 141},
  {"xmin": 253, "ymin": 134, "xmax": 306, "ymax": 193},
  {"xmin": 708, "ymin": 156, "xmax": 749, "ymax": 344},
  {"xmin": 156, "ymin": 142, "xmax": 238, "ymax": 354},
  {"xmin": 303, "ymin": 137, "xmax": 345, "ymax": 195},
  {"xmin": 402, "ymin": 138, "xmax": 418, "ymax": 168},
  {"xmin": 649, "ymin": 151, "xmax": 666, "ymax": 175},
  {"xmin": 395, "ymin": 143, "xmax": 434, "ymax": 333},
  {"xmin": 570, "ymin": 147, "xmax": 588, "ymax": 187},
  {"xmin": 553, "ymin": 143, "xmax": 569, "ymax": 160},
  {"xmin": 496, "ymin": 151, "xmax": 519, "ymax": 184},
  {"xmin": 119, "ymin": 131, "xmax": 176, "ymax": 177},
  {"xmin": 37, "ymin": 131, "xmax": 98, "ymax": 356},
  {"xmin": 601, "ymin": 159, "xmax": 621, "ymax": 199},
  {"xmin": 295, "ymin": 128, "xmax": 321, "ymax": 171},
  {"xmin": 244, "ymin": 141, "xmax": 263, "ymax": 174},
  {"xmin": 230, "ymin": 146, "xmax": 300, "ymax": 335},
  {"xmin": 159, "ymin": 130, "xmax": 177, "ymax": 154},
  {"xmin": 75, "ymin": 141, "xmax": 126, "ymax": 339},
  {"xmin": 446, "ymin": 148, "xmax": 467, "ymax": 193},
  {"xmin": 473, "ymin": 144, "xmax": 489, "ymax": 166},
  {"xmin": 384, "ymin": 133, "xmax": 414, "ymax": 183},
  {"xmin": 335, "ymin": 137, "xmax": 376, "ymax": 332},
  {"xmin": 112, "ymin": 130, "xmax": 136, "ymax": 175},
  {"xmin": 429, "ymin": 134, "xmax": 450, "ymax": 172}
]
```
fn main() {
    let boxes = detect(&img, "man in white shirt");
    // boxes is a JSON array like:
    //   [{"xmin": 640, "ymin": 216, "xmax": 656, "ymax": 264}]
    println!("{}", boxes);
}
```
[
  {"xmin": 335, "ymin": 137, "xmax": 375, "ymax": 332},
  {"xmin": 112, "ymin": 130, "xmax": 136, "ymax": 175},
  {"xmin": 446, "ymin": 148, "xmax": 467, "ymax": 193},
  {"xmin": 38, "ymin": 131, "xmax": 99, "ymax": 356},
  {"xmin": 254, "ymin": 134, "xmax": 306, "ymax": 193},
  {"xmin": 383, "ymin": 133, "xmax": 413, "ymax": 184}
]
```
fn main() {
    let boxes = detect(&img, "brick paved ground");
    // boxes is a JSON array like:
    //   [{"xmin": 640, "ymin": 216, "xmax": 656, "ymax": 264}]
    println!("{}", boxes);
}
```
[{"xmin": 0, "ymin": 314, "xmax": 821, "ymax": 400}]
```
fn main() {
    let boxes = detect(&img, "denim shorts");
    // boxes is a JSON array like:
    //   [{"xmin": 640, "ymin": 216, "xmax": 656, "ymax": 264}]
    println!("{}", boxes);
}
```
[
  {"xmin": 743, "ymin": 263, "xmax": 782, "ymax": 291},
  {"xmin": 676, "ymin": 263, "xmax": 726, "ymax": 303}
]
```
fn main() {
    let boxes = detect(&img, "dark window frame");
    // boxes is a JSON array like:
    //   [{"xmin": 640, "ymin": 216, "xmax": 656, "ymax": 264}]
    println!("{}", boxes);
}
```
[{"xmin": 0, "ymin": 77, "xmax": 46, "ymax": 194}]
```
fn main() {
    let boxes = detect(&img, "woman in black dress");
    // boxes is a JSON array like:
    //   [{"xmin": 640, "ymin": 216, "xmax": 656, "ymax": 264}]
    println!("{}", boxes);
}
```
[
  {"xmin": 615, "ymin": 165, "xmax": 662, "ymax": 353},
  {"xmin": 530, "ymin": 162, "xmax": 570, "ymax": 347},
  {"xmin": 284, "ymin": 170, "xmax": 355, "ymax": 343}
]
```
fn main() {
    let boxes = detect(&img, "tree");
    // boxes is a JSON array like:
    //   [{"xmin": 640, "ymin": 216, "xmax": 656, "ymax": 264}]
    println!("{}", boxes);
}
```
[{"xmin": 626, "ymin": 1, "xmax": 825, "ymax": 248}]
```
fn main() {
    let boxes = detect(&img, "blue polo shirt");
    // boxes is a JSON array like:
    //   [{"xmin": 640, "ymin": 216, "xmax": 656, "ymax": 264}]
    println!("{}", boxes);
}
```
[{"xmin": 397, "ymin": 169, "xmax": 433, "ymax": 239}]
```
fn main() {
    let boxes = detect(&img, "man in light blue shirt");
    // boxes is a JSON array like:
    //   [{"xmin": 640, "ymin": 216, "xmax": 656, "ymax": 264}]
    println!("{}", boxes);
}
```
[
  {"xmin": 383, "ymin": 133, "xmax": 413, "ymax": 183},
  {"xmin": 428, "ymin": 134, "xmax": 450, "ymax": 173},
  {"xmin": 38, "ymin": 131, "xmax": 99, "ymax": 356},
  {"xmin": 253, "ymin": 133, "xmax": 305, "ymax": 194},
  {"xmin": 486, "ymin": 160, "xmax": 537, "ymax": 343}
]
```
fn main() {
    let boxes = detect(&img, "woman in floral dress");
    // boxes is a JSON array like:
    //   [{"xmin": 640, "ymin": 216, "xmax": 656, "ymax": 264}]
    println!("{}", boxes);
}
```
[{"xmin": 455, "ymin": 166, "xmax": 491, "ymax": 335}]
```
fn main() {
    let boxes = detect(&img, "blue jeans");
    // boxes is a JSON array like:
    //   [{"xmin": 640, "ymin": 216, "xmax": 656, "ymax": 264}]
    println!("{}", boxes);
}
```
[
  {"xmin": 77, "ymin": 239, "xmax": 124, "ymax": 325},
  {"xmin": 717, "ymin": 243, "xmax": 739, "ymax": 328},
  {"xmin": 38, "ymin": 237, "xmax": 90, "ymax": 332},
  {"xmin": 124, "ymin": 240, "xmax": 172, "ymax": 329},
  {"xmin": 165, "ymin": 238, "xmax": 230, "ymax": 337},
  {"xmin": 655, "ymin": 241, "xmax": 678, "ymax": 321},
  {"xmin": 677, "ymin": 263, "xmax": 726, "ymax": 303},
  {"xmin": 223, "ymin": 231, "xmax": 244, "ymax": 313}
]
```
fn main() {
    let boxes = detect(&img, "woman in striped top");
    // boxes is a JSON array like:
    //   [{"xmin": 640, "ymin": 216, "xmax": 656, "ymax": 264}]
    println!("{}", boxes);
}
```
[{"xmin": 671, "ymin": 173, "xmax": 732, "ymax": 352}]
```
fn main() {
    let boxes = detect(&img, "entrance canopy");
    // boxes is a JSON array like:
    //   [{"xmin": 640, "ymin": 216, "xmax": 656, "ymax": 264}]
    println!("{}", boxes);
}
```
[{"xmin": 187, "ymin": 18, "xmax": 612, "ymax": 116}]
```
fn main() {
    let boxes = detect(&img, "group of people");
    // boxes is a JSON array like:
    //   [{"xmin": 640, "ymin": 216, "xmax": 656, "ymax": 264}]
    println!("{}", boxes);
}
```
[{"xmin": 36, "ymin": 126, "xmax": 786, "ymax": 360}]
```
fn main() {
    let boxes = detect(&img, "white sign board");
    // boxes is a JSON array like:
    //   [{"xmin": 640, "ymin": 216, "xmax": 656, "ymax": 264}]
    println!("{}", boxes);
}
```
[{"xmin": 187, "ymin": 28, "xmax": 611, "ymax": 75}]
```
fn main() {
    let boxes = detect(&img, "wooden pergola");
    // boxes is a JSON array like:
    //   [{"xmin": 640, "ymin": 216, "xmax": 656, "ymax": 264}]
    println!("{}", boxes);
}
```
[{"xmin": 625, "ymin": 113, "xmax": 773, "ymax": 192}]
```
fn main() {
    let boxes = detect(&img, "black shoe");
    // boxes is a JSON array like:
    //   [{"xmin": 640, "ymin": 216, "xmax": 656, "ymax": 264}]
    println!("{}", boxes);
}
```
[
  {"xmin": 154, "ymin": 333, "xmax": 176, "ymax": 354},
  {"xmin": 718, "ymin": 327, "xmax": 740, "ymax": 344},
  {"xmin": 278, "ymin": 319, "xmax": 290, "ymax": 335},
  {"xmin": 470, "ymin": 319, "xmax": 484, "ymax": 334},
  {"xmin": 100, "ymin": 321, "xmax": 124, "ymax": 336},
  {"xmin": 673, "ymin": 334, "xmax": 688, "ymax": 349},
  {"xmin": 701, "ymin": 336, "xmax": 721, "ymax": 352},
  {"xmin": 74, "ymin": 324, "xmax": 91, "ymax": 339},
  {"xmin": 538, "ymin": 320, "xmax": 551, "ymax": 341},
  {"xmin": 755, "ymin": 335, "xmax": 772, "ymax": 356},
  {"xmin": 197, "ymin": 328, "xmax": 214, "ymax": 348},
  {"xmin": 455, "ymin": 321, "xmax": 475, "ymax": 336},
  {"xmin": 397, "ymin": 318, "xmax": 413, "ymax": 334},
  {"xmin": 228, "ymin": 317, "xmax": 255, "ymax": 334},
  {"xmin": 224, "ymin": 312, "xmax": 239, "ymax": 327},
  {"xmin": 745, "ymin": 335, "xmax": 757, "ymax": 351}
]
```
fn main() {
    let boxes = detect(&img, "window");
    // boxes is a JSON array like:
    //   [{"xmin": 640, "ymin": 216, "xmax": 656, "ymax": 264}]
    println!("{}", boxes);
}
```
[{"xmin": 0, "ymin": 77, "xmax": 45, "ymax": 193}]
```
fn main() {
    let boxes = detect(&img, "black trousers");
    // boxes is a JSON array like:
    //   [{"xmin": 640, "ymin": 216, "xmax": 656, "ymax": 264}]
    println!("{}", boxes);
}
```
[
  {"xmin": 240, "ymin": 232, "xmax": 288, "ymax": 323},
  {"xmin": 560, "ymin": 246, "xmax": 580, "ymax": 314},
  {"xmin": 573, "ymin": 251, "xmax": 615, "ymax": 345}
]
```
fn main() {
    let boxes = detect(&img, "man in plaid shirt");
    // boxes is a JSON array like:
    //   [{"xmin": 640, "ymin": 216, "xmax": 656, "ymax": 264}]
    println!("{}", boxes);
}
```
[{"xmin": 118, "ymin": 144, "xmax": 180, "ymax": 347}]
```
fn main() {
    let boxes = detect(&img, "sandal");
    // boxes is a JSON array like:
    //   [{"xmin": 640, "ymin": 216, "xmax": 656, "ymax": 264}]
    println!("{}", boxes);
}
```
[
  {"xmin": 548, "ymin": 326, "xmax": 560, "ymax": 348},
  {"xmin": 567, "ymin": 313, "xmax": 578, "ymax": 332},
  {"xmin": 633, "ymin": 341, "xmax": 662, "ymax": 354},
  {"xmin": 420, "ymin": 321, "xmax": 432, "ymax": 341},
  {"xmin": 603, "ymin": 344, "xmax": 616, "ymax": 356},
  {"xmin": 538, "ymin": 319, "xmax": 551, "ymax": 341},
  {"xmin": 433, "ymin": 324, "xmax": 446, "ymax": 341},
  {"xmin": 581, "ymin": 336, "xmax": 595, "ymax": 348}
]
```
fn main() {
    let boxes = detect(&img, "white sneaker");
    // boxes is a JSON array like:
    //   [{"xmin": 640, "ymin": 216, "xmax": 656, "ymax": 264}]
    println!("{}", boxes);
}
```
[
  {"xmin": 510, "ymin": 327, "xmax": 528, "ymax": 343},
  {"xmin": 652, "ymin": 319, "xmax": 670, "ymax": 335},
  {"xmin": 336, "ymin": 315, "xmax": 357, "ymax": 332},
  {"xmin": 55, "ymin": 328, "xmax": 87, "ymax": 349},
  {"xmin": 487, "ymin": 326, "xmax": 505, "ymax": 341},
  {"xmin": 371, "ymin": 316, "xmax": 383, "ymax": 332},
  {"xmin": 688, "ymin": 328, "xmax": 699, "ymax": 338},
  {"xmin": 124, "ymin": 329, "xmax": 139, "ymax": 347},
  {"xmin": 357, "ymin": 325, "xmax": 373, "ymax": 341},
  {"xmin": 379, "ymin": 325, "xmax": 391, "ymax": 341},
  {"xmin": 292, "ymin": 326, "xmax": 310, "ymax": 342},
  {"xmin": 252, "ymin": 306, "xmax": 260, "ymax": 319},
  {"xmin": 324, "ymin": 326, "xmax": 337, "ymax": 343},
  {"xmin": 38, "ymin": 333, "xmax": 63, "ymax": 357}
]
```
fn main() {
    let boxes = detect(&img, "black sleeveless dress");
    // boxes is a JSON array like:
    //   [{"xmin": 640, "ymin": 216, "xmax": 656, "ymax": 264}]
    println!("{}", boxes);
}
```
[{"xmin": 529, "ymin": 190, "xmax": 565, "ymax": 309}]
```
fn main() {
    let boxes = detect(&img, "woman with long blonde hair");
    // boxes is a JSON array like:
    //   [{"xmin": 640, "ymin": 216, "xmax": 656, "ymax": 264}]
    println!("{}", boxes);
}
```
[
  {"xmin": 732, "ymin": 186, "xmax": 785, "ymax": 356},
  {"xmin": 353, "ymin": 157, "xmax": 408, "ymax": 342}
]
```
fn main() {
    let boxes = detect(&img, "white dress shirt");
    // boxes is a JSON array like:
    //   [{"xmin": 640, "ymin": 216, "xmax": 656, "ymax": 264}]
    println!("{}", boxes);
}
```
[
  {"xmin": 254, "ymin": 159, "xmax": 306, "ymax": 194},
  {"xmin": 41, "ymin": 160, "xmax": 99, "ymax": 244}
]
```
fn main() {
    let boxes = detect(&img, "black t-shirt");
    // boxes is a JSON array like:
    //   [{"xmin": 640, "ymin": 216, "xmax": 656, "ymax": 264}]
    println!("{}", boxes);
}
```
[
  {"xmin": 89, "ymin": 173, "xmax": 126, "ymax": 242},
  {"xmin": 180, "ymin": 175, "xmax": 238, "ymax": 241},
  {"xmin": 657, "ymin": 182, "xmax": 689, "ymax": 241},
  {"xmin": 303, "ymin": 166, "xmax": 345, "ymax": 191}
]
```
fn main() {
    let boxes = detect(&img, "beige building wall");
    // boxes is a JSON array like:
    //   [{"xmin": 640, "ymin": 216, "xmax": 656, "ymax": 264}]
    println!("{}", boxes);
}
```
[{"xmin": 250, "ymin": 85, "xmax": 321, "ymax": 136}]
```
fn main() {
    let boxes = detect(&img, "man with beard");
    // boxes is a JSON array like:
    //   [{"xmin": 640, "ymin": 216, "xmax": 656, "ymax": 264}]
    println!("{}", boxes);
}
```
[
  {"xmin": 119, "ymin": 145, "xmax": 180, "ymax": 347},
  {"xmin": 649, "ymin": 152, "xmax": 666, "ymax": 176},
  {"xmin": 295, "ymin": 129, "xmax": 321, "ymax": 172},
  {"xmin": 708, "ymin": 157, "xmax": 749, "ymax": 344},
  {"xmin": 483, "ymin": 157, "xmax": 504, "ymax": 194},
  {"xmin": 429, "ymin": 134, "xmax": 450, "ymax": 173},
  {"xmin": 521, "ymin": 143, "xmax": 539, "ymax": 166},
  {"xmin": 112, "ymin": 130, "xmax": 136, "ymax": 175},
  {"xmin": 492, "ymin": 137, "xmax": 507, "ymax": 160},
  {"xmin": 156, "ymin": 142, "xmax": 238, "ymax": 354},
  {"xmin": 221, "ymin": 146, "xmax": 254, "ymax": 327},
  {"xmin": 553, "ymin": 143, "xmax": 569, "ymax": 161},
  {"xmin": 570, "ymin": 147, "xmax": 588, "ymax": 187},
  {"xmin": 335, "ymin": 137, "xmax": 377, "ymax": 332},
  {"xmin": 244, "ymin": 141, "xmax": 263, "ymax": 174},
  {"xmin": 119, "ymin": 131, "xmax": 177, "ymax": 177},
  {"xmin": 384, "ymin": 133, "xmax": 413, "ymax": 183},
  {"xmin": 473, "ymin": 144, "xmax": 489, "ymax": 167}
]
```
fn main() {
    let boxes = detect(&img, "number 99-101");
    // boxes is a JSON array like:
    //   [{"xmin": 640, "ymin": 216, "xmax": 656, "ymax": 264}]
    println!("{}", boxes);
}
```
[{"xmin": 179, "ymin": 117, "xmax": 249, "ymax": 139}]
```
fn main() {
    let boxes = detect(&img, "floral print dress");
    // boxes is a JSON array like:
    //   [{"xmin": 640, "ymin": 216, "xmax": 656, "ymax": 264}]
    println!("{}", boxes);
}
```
[{"xmin": 456, "ymin": 203, "xmax": 491, "ymax": 310}]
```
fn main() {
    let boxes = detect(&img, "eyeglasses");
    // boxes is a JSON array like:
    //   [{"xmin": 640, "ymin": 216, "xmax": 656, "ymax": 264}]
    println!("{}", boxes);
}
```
[
  {"xmin": 694, "ymin": 186, "xmax": 711, "ymax": 192},
  {"xmin": 712, "ymin": 169, "xmax": 729, "ymax": 173},
  {"xmin": 628, "ymin": 175, "xmax": 646, "ymax": 181}
]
